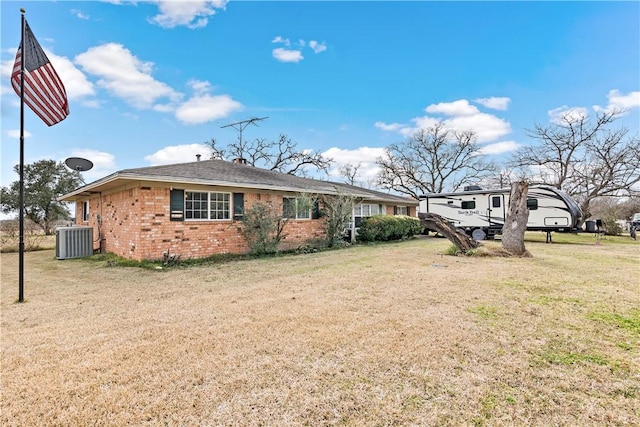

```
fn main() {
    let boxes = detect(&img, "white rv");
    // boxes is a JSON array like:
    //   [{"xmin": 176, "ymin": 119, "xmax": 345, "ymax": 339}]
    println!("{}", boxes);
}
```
[{"xmin": 419, "ymin": 185, "xmax": 582, "ymax": 240}]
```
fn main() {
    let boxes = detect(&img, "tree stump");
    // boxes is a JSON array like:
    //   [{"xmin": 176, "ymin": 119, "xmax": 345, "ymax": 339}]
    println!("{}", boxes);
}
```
[
  {"xmin": 419, "ymin": 212, "xmax": 479, "ymax": 254},
  {"xmin": 502, "ymin": 181, "xmax": 530, "ymax": 256}
]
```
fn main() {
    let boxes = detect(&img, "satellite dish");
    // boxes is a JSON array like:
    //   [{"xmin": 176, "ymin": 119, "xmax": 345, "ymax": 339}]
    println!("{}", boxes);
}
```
[{"xmin": 65, "ymin": 157, "xmax": 94, "ymax": 172}]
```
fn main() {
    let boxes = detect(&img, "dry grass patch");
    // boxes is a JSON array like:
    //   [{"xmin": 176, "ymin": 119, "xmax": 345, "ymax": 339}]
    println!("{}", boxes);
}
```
[
  {"xmin": 1, "ymin": 234, "xmax": 639, "ymax": 426},
  {"xmin": 0, "ymin": 230, "xmax": 55, "ymax": 253}
]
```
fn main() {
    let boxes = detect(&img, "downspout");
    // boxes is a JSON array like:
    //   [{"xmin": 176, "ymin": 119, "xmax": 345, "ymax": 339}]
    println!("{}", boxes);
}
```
[
  {"xmin": 94, "ymin": 192, "xmax": 104, "ymax": 253},
  {"xmin": 350, "ymin": 206, "xmax": 356, "ymax": 243}
]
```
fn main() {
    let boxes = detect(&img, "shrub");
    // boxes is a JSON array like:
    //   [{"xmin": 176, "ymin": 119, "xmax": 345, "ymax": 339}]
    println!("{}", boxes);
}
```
[
  {"xmin": 601, "ymin": 215, "xmax": 623, "ymax": 236},
  {"xmin": 444, "ymin": 245, "xmax": 461, "ymax": 256},
  {"xmin": 357, "ymin": 215, "xmax": 422, "ymax": 242},
  {"xmin": 0, "ymin": 223, "xmax": 47, "ymax": 253},
  {"xmin": 240, "ymin": 202, "xmax": 287, "ymax": 255},
  {"xmin": 319, "ymin": 192, "xmax": 356, "ymax": 247}
]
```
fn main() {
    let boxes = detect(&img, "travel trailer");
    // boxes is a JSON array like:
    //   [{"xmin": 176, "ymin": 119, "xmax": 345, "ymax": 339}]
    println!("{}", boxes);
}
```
[{"xmin": 419, "ymin": 185, "xmax": 582, "ymax": 240}]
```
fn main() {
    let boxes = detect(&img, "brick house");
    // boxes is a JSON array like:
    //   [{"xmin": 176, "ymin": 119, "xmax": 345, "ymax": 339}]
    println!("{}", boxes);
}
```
[{"xmin": 59, "ymin": 158, "xmax": 419, "ymax": 261}]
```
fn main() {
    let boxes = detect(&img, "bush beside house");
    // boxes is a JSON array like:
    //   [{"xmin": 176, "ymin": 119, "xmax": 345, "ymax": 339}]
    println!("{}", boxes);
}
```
[{"xmin": 357, "ymin": 215, "xmax": 423, "ymax": 242}]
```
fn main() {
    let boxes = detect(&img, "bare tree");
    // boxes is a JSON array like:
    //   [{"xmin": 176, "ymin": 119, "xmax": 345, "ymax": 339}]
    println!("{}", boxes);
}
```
[
  {"xmin": 207, "ymin": 134, "xmax": 331, "ymax": 176},
  {"xmin": 376, "ymin": 123, "xmax": 497, "ymax": 198},
  {"xmin": 482, "ymin": 168, "xmax": 517, "ymax": 189},
  {"xmin": 207, "ymin": 138, "xmax": 226, "ymax": 160},
  {"xmin": 338, "ymin": 162, "xmax": 361, "ymax": 185},
  {"xmin": 510, "ymin": 109, "xmax": 640, "ymax": 220}
]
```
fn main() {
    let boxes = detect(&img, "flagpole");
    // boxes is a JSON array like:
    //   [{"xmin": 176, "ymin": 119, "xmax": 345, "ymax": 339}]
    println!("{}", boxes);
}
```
[{"xmin": 18, "ymin": 8, "xmax": 26, "ymax": 303}]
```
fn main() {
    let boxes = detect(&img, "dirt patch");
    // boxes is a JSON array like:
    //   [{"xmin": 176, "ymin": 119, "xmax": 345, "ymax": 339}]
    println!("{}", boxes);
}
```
[{"xmin": 2, "ymin": 234, "xmax": 639, "ymax": 426}]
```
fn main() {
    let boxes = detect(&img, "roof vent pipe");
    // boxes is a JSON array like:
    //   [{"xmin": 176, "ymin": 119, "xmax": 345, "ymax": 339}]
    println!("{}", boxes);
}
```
[{"xmin": 196, "ymin": 154, "xmax": 201, "ymax": 161}]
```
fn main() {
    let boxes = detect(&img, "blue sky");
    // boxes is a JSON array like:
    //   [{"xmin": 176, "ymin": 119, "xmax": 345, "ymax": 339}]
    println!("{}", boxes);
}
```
[{"xmin": 1, "ymin": 1, "xmax": 639, "ymax": 193}]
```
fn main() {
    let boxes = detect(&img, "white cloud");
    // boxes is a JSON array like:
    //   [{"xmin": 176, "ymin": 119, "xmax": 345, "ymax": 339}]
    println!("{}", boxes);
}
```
[
  {"xmin": 148, "ymin": 0, "xmax": 228, "ymax": 29},
  {"xmin": 408, "ymin": 116, "xmax": 441, "ymax": 135},
  {"xmin": 152, "ymin": 103, "xmax": 175, "ymax": 113},
  {"xmin": 377, "ymin": 99, "xmax": 511, "ymax": 143},
  {"xmin": 374, "ymin": 121, "xmax": 405, "ymax": 132},
  {"xmin": 593, "ymin": 89, "xmax": 640, "ymax": 114},
  {"xmin": 272, "ymin": 48, "xmax": 304, "ymax": 63},
  {"xmin": 322, "ymin": 146, "xmax": 385, "ymax": 182},
  {"xmin": 49, "ymin": 52, "xmax": 95, "ymax": 101},
  {"xmin": 75, "ymin": 45, "xmax": 241, "ymax": 124},
  {"xmin": 71, "ymin": 9, "xmax": 90, "ymax": 20},
  {"xmin": 272, "ymin": 36, "xmax": 291, "ymax": 46},
  {"xmin": 548, "ymin": 105, "xmax": 588, "ymax": 124},
  {"xmin": 75, "ymin": 43, "xmax": 181, "ymax": 109},
  {"xmin": 67, "ymin": 149, "xmax": 117, "ymax": 183},
  {"xmin": 145, "ymin": 143, "xmax": 211, "ymax": 165},
  {"xmin": 309, "ymin": 40, "xmax": 327, "ymax": 53},
  {"xmin": 188, "ymin": 79, "xmax": 214, "ymax": 95},
  {"xmin": 477, "ymin": 140, "xmax": 520, "ymax": 155},
  {"xmin": 606, "ymin": 89, "xmax": 640, "ymax": 109},
  {"xmin": 0, "ymin": 55, "xmax": 15, "ymax": 80},
  {"xmin": 548, "ymin": 90, "xmax": 639, "ymax": 124},
  {"xmin": 173, "ymin": 79, "xmax": 242, "ymax": 124},
  {"xmin": 474, "ymin": 97, "xmax": 511, "ymax": 111},
  {"xmin": 7, "ymin": 130, "xmax": 32, "ymax": 139},
  {"xmin": 175, "ymin": 93, "xmax": 243, "ymax": 125},
  {"xmin": 323, "ymin": 146, "xmax": 385, "ymax": 165},
  {"xmin": 69, "ymin": 149, "xmax": 116, "ymax": 170},
  {"xmin": 271, "ymin": 37, "xmax": 326, "ymax": 61},
  {"xmin": 0, "ymin": 58, "xmax": 14, "ymax": 80},
  {"xmin": 433, "ymin": 113, "xmax": 511, "ymax": 143},
  {"xmin": 0, "ymin": 84, "xmax": 13, "ymax": 96},
  {"xmin": 426, "ymin": 99, "xmax": 479, "ymax": 116}
]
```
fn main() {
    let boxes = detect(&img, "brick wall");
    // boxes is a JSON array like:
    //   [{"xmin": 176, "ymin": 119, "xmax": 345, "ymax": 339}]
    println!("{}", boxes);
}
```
[{"xmin": 77, "ymin": 186, "xmax": 327, "ymax": 261}]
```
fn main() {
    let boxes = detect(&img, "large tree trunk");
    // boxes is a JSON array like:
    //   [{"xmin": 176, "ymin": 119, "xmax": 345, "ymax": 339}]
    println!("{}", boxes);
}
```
[
  {"xmin": 419, "ymin": 212, "xmax": 479, "ymax": 254},
  {"xmin": 502, "ymin": 181, "xmax": 530, "ymax": 256}
]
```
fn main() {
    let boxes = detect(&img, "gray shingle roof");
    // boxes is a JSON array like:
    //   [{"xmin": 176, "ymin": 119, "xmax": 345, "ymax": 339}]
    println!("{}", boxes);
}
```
[{"xmin": 60, "ymin": 159, "xmax": 417, "ymax": 205}]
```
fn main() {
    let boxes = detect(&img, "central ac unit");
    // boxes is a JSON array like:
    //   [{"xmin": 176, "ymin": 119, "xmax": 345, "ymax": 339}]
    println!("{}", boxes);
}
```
[{"xmin": 56, "ymin": 226, "xmax": 93, "ymax": 260}]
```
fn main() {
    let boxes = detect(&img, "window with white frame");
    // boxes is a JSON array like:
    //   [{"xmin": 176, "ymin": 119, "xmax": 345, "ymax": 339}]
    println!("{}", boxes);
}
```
[
  {"xmin": 353, "ymin": 203, "xmax": 382, "ymax": 227},
  {"xmin": 185, "ymin": 191, "xmax": 231, "ymax": 220},
  {"xmin": 354, "ymin": 203, "xmax": 382, "ymax": 219},
  {"xmin": 283, "ymin": 197, "xmax": 310, "ymax": 219},
  {"xmin": 396, "ymin": 206, "xmax": 408, "ymax": 215},
  {"xmin": 82, "ymin": 201, "xmax": 89, "ymax": 222}
]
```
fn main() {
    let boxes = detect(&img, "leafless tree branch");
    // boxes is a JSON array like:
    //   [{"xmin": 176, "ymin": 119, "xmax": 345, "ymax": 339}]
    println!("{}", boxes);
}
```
[
  {"xmin": 509, "ymin": 109, "xmax": 639, "ymax": 219},
  {"xmin": 375, "ymin": 123, "xmax": 497, "ymax": 197}
]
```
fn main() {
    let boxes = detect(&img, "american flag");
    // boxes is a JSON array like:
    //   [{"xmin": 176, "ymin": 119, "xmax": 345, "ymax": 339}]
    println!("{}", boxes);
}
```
[{"xmin": 11, "ymin": 20, "xmax": 69, "ymax": 126}]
